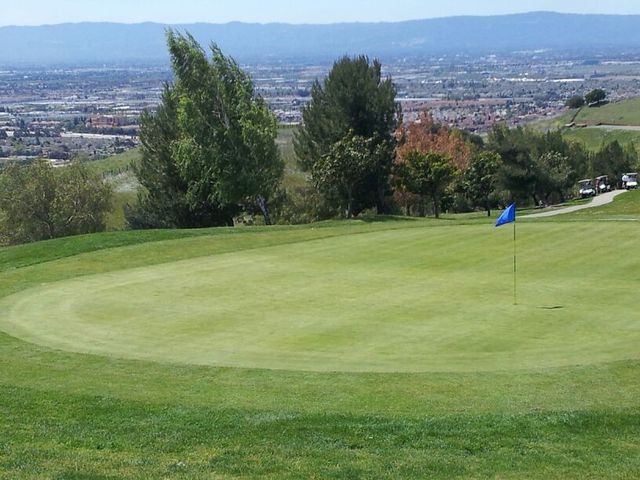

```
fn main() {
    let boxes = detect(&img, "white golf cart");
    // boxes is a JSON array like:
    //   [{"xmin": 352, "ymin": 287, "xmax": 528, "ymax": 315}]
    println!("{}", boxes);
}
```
[
  {"xmin": 622, "ymin": 173, "xmax": 638, "ymax": 190},
  {"xmin": 578, "ymin": 179, "xmax": 596, "ymax": 198},
  {"xmin": 595, "ymin": 175, "xmax": 611, "ymax": 194}
]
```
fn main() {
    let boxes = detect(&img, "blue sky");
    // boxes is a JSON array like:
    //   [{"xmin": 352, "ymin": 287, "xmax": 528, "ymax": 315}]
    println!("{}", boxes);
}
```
[{"xmin": 2, "ymin": 0, "xmax": 639, "ymax": 26}]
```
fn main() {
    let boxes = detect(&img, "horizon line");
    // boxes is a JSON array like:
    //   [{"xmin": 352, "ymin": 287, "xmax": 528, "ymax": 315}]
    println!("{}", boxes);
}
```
[{"xmin": 1, "ymin": 10, "xmax": 638, "ymax": 29}]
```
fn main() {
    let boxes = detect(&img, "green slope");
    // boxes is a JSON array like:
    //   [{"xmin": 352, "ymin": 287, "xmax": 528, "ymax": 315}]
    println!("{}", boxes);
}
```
[
  {"xmin": 86, "ymin": 147, "xmax": 142, "ymax": 177},
  {"xmin": 572, "ymin": 97, "xmax": 640, "ymax": 126},
  {"xmin": 534, "ymin": 97, "xmax": 640, "ymax": 151},
  {"xmin": 563, "ymin": 127, "xmax": 640, "ymax": 151},
  {"xmin": 0, "ymin": 206, "xmax": 639, "ymax": 478}
]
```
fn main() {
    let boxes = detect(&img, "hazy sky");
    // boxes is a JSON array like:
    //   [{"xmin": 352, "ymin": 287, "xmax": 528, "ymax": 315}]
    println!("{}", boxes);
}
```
[{"xmin": 1, "ymin": 0, "xmax": 639, "ymax": 26}]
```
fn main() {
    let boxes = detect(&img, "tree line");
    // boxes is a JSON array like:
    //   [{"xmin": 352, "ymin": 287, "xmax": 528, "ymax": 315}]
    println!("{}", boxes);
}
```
[{"xmin": 1, "ymin": 32, "xmax": 639, "ymax": 244}]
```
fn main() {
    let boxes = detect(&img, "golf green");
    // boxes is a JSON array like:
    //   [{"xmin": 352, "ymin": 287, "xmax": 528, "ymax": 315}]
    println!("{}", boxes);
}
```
[{"xmin": 1, "ymin": 222, "xmax": 638, "ymax": 373}]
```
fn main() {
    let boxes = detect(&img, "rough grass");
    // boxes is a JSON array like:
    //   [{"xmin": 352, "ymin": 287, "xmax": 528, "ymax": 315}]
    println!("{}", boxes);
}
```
[
  {"xmin": 542, "ymin": 97, "xmax": 640, "ymax": 130},
  {"xmin": 554, "ymin": 188, "xmax": 640, "ymax": 221},
  {"xmin": 563, "ymin": 127, "xmax": 640, "ymax": 151},
  {"xmin": 277, "ymin": 125, "xmax": 307, "ymax": 189},
  {"xmin": 572, "ymin": 97, "xmax": 640, "ymax": 126},
  {"xmin": 534, "ymin": 97, "xmax": 640, "ymax": 151},
  {"xmin": 1, "ymin": 202, "xmax": 639, "ymax": 478},
  {"xmin": 85, "ymin": 148, "xmax": 142, "ymax": 177}
]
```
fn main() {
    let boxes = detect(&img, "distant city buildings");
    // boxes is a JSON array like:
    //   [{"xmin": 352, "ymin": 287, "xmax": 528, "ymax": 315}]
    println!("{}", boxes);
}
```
[{"xmin": 1, "ymin": 51, "xmax": 640, "ymax": 163}]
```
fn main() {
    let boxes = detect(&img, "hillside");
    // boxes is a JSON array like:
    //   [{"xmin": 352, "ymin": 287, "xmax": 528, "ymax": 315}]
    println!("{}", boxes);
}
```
[
  {"xmin": 563, "ymin": 128, "xmax": 640, "ymax": 151},
  {"xmin": 2, "ymin": 12, "xmax": 640, "ymax": 65},
  {"xmin": 536, "ymin": 97, "xmax": 640, "ymax": 151},
  {"xmin": 572, "ymin": 97, "xmax": 640, "ymax": 126}
]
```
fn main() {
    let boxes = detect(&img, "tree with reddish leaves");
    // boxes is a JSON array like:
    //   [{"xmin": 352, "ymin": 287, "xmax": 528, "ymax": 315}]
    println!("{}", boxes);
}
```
[
  {"xmin": 396, "ymin": 111, "xmax": 472, "ymax": 171},
  {"xmin": 393, "ymin": 111, "xmax": 472, "ymax": 217}
]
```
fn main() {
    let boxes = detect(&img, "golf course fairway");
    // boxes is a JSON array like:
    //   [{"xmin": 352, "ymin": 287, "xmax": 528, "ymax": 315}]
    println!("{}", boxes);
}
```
[
  {"xmin": 1, "ymin": 208, "xmax": 639, "ymax": 478},
  {"xmin": 1, "ymin": 222, "xmax": 638, "ymax": 372}
]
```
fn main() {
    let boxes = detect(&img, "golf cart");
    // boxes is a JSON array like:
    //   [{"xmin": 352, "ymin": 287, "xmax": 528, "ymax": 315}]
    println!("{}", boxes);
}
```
[
  {"xmin": 595, "ymin": 175, "xmax": 611, "ymax": 194},
  {"xmin": 622, "ymin": 173, "xmax": 638, "ymax": 190},
  {"xmin": 578, "ymin": 179, "xmax": 596, "ymax": 198}
]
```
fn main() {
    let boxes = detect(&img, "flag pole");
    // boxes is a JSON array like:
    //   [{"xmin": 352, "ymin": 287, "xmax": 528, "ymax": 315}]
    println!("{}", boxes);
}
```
[
  {"xmin": 513, "ymin": 220, "xmax": 517, "ymax": 305},
  {"xmin": 495, "ymin": 203, "xmax": 517, "ymax": 305}
]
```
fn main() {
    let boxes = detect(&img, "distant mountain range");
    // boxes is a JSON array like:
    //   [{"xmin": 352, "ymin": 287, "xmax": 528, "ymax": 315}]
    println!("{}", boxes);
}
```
[{"xmin": 1, "ymin": 12, "xmax": 640, "ymax": 65}]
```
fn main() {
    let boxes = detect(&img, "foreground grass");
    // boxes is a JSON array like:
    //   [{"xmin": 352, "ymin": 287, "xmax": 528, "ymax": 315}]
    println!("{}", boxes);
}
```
[
  {"xmin": 1, "ymin": 216, "xmax": 639, "ymax": 478},
  {"xmin": 2, "ymin": 382, "xmax": 637, "ymax": 479}
]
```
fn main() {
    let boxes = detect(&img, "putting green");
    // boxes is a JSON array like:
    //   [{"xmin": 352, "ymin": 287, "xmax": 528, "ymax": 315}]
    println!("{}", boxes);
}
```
[{"xmin": 1, "ymin": 223, "xmax": 638, "ymax": 373}]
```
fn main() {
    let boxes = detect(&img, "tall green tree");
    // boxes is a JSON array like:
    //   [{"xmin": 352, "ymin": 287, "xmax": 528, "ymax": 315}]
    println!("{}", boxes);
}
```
[
  {"xmin": 536, "ymin": 151, "xmax": 573, "ymax": 203},
  {"xmin": 487, "ymin": 124, "xmax": 540, "ymax": 205},
  {"xmin": 312, "ymin": 134, "xmax": 380, "ymax": 219},
  {"xmin": 130, "ymin": 31, "xmax": 283, "ymax": 228},
  {"xmin": 129, "ymin": 85, "xmax": 196, "ymax": 229},
  {"xmin": 294, "ymin": 56, "xmax": 401, "ymax": 214},
  {"xmin": 394, "ymin": 151, "xmax": 456, "ymax": 219},
  {"xmin": 463, "ymin": 151, "xmax": 502, "ymax": 216},
  {"xmin": 0, "ymin": 160, "xmax": 112, "ymax": 245},
  {"xmin": 486, "ymin": 125, "xmax": 588, "ymax": 205},
  {"xmin": 591, "ymin": 141, "xmax": 637, "ymax": 186}
]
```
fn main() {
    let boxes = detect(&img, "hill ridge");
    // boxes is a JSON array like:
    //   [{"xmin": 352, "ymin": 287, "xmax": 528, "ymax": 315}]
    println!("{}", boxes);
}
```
[{"xmin": 2, "ymin": 12, "xmax": 640, "ymax": 65}]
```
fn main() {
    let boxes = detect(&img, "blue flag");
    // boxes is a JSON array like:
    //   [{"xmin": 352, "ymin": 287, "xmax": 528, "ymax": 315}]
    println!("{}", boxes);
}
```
[{"xmin": 495, "ymin": 203, "xmax": 516, "ymax": 227}]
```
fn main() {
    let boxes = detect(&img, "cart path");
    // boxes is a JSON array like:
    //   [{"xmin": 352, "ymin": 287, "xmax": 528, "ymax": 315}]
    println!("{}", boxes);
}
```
[{"xmin": 524, "ymin": 190, "xmax": 628, "ymax": 219}]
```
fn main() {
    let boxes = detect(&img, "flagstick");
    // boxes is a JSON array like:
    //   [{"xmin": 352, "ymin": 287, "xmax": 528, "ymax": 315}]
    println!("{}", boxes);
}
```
[{"xmin": 513, "ymin": 220, "xmax": 517, "ymax": 305}]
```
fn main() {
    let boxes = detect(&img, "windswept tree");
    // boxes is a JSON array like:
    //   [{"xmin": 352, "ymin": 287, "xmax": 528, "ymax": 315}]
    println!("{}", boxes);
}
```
[
  {"xmin": 129, "ymin": 31, "xmax": 283, "ymax": 228},
  {"xmin": 295, "ymin": 55, "xmax": 401, "ymax": 214}
]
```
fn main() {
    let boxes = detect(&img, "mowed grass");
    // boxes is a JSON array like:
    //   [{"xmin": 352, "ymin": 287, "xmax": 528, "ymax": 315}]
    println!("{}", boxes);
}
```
[
  {"xmin": 2, "ymin": 223, "xmax": 639, "ymax": 373},
  {"xmin": 1, "ymin": 214, "xmax": 639, "ymax": 477}
]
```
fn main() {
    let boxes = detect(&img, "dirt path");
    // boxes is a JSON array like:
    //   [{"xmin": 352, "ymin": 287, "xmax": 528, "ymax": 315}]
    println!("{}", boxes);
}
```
[
  {"xmin": 587, "ymin": 125, "xmax": 640, "ymax": 132},
  {"xmin": 524, "ymin": 190, "xmax": 628, "ymax": 219}
]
